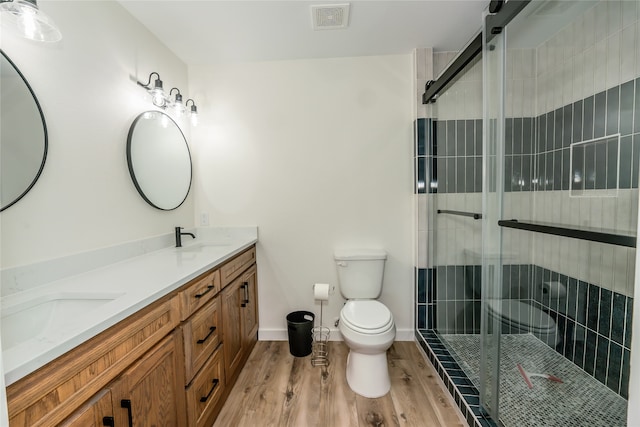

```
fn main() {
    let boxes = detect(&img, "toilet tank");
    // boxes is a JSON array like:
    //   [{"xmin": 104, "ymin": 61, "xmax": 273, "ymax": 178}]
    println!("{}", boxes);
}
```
[{"xmin": 334, "ymin": 249, "xmax": 387, "ymax": 299}]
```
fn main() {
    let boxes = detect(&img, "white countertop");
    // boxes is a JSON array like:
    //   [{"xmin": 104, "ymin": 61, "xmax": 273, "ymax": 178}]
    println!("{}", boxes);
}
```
[{"xmin": 1, "ymin": 227, "xmax": 258, "ymax": 386}]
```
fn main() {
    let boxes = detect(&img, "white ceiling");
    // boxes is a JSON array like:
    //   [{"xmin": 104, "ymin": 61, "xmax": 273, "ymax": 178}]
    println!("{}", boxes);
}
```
[{"xmin": 118, "ymin": 1, "xmax": 489, "ymax": 65}]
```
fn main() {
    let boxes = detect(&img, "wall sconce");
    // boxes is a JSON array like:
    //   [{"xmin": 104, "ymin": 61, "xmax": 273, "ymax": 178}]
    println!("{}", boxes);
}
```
[
  {"xmin": 0, "ymin": 0, "xmax": 62, "ymax": 42},
  {"xmin": 169, "ymin": 88, "xmax": 186, "ymax": 116},
  {"xmin": 137, "ymin": 72, "xmax": 167, "ymax": 108},
  {"xmin": 186, "ymin": 99, "xmax": 198, "ymax": 126}
]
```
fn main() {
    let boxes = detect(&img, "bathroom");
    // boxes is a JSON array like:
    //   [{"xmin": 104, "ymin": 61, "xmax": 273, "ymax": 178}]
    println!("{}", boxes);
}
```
[{"xmin": 1, "ymin": 0, "xmax": 639, "ymax": 426}]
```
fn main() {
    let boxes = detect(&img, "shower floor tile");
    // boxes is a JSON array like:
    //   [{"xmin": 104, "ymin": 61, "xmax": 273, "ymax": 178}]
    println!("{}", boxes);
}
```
[{"xmin": 440, "ymin": 334, "xmax": 627, "ymax": 427}]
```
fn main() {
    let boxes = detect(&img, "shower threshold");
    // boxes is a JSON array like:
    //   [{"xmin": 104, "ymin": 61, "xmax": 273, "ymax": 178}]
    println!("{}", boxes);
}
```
[{"xmin": 440, "ymin": 333, "xmax": 627, "ymax": 427}]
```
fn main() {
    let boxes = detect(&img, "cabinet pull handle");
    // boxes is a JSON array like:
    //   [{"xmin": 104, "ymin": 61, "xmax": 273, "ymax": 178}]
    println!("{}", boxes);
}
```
[
  {"xmin": 121, "ymin": 399, "xmax": 133, "ymax": 427},
  {"xmin": 197, "ymin": 326, "xmax": 217, "ymax": 344},
  {"xmin": 200, "ymin": 379, "xmax": 220, "ymax": 403},
  {"xmin": 195, "ymin": 285, "xmax": 215, "ymax": 299},
  {"xmin": 102, "ymin": 416, "xmax": 115, "ymax": 427},
  {"xmin": 241, "ymin": 282, "xmax": 249, "ymax": 307}
]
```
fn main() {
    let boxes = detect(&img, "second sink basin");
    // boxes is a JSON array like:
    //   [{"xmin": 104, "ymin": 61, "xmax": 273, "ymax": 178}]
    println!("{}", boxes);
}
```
[
  {"xmin": 1, "ymin": 292, "xmax": 124, "ymax": 350},
  {"xmin": 179, "ymin": 242, "xmax": 231, "ymax": 252}
]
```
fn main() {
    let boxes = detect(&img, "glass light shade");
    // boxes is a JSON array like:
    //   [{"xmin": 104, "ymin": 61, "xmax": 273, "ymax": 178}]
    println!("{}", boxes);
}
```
[
  {"xmin": 173, "ymin": 100, "xmax": 186, "ymax": 116},
  {"xmin": 149, "ymin": 88, "xmax": 166, "ymax": 108},
  {"xmin": 189, "ymin": 105, "xmax": 198, "ymax": 126},
  {"xmin": 0, "ymin": 0, "xmax": 62, "ymax": 42}
]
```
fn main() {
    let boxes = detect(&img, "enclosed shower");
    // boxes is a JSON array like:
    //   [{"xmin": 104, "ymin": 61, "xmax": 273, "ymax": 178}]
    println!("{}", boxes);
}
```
[{"xmin": 415, "ymin": 1, "xmax": 640, "ymax": 426}]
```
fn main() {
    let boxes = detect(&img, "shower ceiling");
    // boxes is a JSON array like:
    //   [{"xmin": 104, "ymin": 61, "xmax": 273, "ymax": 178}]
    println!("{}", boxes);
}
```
[{"xmin": 117, "ymin": 0, "xmax": 489, "ymax": 65}]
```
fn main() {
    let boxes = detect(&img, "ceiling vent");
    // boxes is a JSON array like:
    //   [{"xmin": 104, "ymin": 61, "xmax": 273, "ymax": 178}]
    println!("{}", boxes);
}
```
[{"xmin": 311, "ymin": 4, "xmax": 350, "ymax": 30}]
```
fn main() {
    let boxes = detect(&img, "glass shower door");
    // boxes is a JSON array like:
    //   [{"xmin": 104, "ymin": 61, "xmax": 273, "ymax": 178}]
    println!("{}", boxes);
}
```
[
  {"xmin": 480, "ymin": 18, "xmax": 506, "ymax": 422},
  {"xmin": 480, "ymin": 1, "xmax": 637, "ymax": 425}
]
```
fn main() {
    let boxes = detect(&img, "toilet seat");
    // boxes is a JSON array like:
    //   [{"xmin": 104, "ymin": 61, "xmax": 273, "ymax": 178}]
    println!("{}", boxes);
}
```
[
  {"xmin": 487, "ymin": 299, "xmax": 555, "ymax": 333},
  {"xmin": 341, "ymin": 300, "xmax": 394, "ymax": 335}
]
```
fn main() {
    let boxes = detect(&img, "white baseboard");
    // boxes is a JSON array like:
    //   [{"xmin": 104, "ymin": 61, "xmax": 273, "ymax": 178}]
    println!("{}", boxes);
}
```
[{"xmin": 258, "ymin": 328, "xmax": 415, "ymax": 342}]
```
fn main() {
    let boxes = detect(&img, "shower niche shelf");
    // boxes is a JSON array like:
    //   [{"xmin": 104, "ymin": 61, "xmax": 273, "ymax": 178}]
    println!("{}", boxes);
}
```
[{"xmin": 498, "ymin": 219, "xmax": 636, "ymax": 248}]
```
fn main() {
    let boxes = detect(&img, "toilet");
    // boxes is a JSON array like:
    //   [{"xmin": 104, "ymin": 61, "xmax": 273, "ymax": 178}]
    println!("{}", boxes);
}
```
[
  {"xmin": 486, "ymin": 299, "xmax": 559, "ymax": 347},
  {"xmin": 463, "ymin": 249, "xmax": 559, "ymax": 347},
  {"xmin": 334, "ymin": 249, "xmax": 396, "ymax": 398}
]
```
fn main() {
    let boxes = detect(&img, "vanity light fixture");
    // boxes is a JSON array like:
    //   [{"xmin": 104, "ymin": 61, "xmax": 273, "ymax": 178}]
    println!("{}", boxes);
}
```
[
  {"xmin": 169, "ymin": 88, "xmax": 186, "ymax": 116},
  {"xmin": 137, "ymin": 72, "xmax": 167, "ymax": 108},
  {"xmin": 0, "ymin": 0, "xmax": 62, "ymax": 42},
  {"xmin": 186, "ymin": 99, "xmax": 198, "ymax": 126},
  {"xmin": 136, "ymin": 73, "xmax": 198, "ymax": 125}
]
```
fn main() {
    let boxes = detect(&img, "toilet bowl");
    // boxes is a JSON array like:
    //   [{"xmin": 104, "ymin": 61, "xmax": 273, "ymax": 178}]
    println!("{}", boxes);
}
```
[
  {"xmin": 462, "ymin": 249, "xmax": 559, "ymax": 346},
  {"xmin": 339, "ymin": 300, "xmax": 396, "ymax": 398},
  {"xmin": 334, "ymin": 250, "xmax": 396, "ymax": 398},
  {"xmin": 486, "ymin": 299, "xmax": 559, "ymax": 346}
]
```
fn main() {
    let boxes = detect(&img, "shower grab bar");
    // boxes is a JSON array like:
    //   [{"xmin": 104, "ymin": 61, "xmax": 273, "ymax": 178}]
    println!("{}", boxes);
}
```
[
  {"xmin": 437, "ymin": 210, "xmax": 482, "ymax": 220},
  {"xmin": 498, "ymin": 219, "xmax": 636, "ymax": 248}
]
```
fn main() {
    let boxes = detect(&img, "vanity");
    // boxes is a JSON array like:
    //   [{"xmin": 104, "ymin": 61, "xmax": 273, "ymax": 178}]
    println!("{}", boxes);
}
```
[{"xmin": 2, "ymin": 228, "xmax": 258, "ymax": 427}]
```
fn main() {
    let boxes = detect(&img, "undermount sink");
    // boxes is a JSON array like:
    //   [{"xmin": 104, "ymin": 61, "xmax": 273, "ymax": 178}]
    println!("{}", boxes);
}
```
[
  {"xmin": 179, "ymin": 242, "xmax": 231, "ymax": 252},
  {"xmin": 1, "ymin": 292, "xmax": 124, "ymax": 350}
]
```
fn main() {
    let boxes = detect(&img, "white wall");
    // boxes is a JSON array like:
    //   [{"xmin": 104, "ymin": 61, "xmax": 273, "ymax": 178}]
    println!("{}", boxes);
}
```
[
  {"xmin": 0, "ymin": 1, "xmax": 193, "ymax": 269},
  {"xmin": 189, "ymin": 55, "xmax": 415, "ymax": 339}
]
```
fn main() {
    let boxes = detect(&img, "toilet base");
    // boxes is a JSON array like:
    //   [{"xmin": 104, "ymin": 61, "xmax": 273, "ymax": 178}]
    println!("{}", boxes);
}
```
[{"xmin": 345, "ymin": 350, "xmax": 391, "ymax": 398}]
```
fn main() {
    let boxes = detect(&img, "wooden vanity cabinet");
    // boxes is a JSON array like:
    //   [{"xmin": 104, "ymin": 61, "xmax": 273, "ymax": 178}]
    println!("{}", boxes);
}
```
[
  {"xmin": 241, "ymin": 264, "xmax": 259, "ymax": 350},
  {"xmin": 62, "ymin": 332, "xmax": 186, "ymax": 427},
  {"xmin": 180, "ymin": 244, "xmax": 257, "ymax": 426},
  {"xmin": 7, "ymin": 244, "xmax": 258, "ymax": 427},
  {"xmin": 7, "ymin": 296, "xmax": 180, "ymax": 427},
  {"xmin": 185, "ymin": 345, "xmax": 225, "ymax": 427},
  {"xmin": 221, "ymin": 278, "xmax": 245, "ymax": 382},
  {"xmin": 59, "ymin": 390, "xmax": 114, "ymax": 427},
  {"xmin": 221, "ymin": 263, "xmax": 259, "ymax": 384},
  {"xmin": 110, "ymin": 332, "xmax": 187, "ymax": 427},
  {"xmin": 182, "ymin": 295, "xmax": 221, "ymax": 382}
]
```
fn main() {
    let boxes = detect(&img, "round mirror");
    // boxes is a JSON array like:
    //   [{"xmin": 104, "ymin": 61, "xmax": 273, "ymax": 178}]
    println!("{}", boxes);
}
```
[
  {"xmin": 126, "ymin": 111, "xmax": 192, "ymax": 210},
  {"xmin": 0, "ymin": 50, "xmax": 48, "ymax": 211}
]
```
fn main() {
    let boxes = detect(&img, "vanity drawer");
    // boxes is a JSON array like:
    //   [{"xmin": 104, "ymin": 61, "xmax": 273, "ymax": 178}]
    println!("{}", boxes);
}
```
[
  {"xmin": 180, "ymin": 270, "xmax": 221, "ymax": 320},
  {"xmin": 182, "ymin": 296, "xmax": 221, "ymax": 384},
  {"xmin": 186, "ymin": 345, "xmax": 225, "ymax": 427},
  {"xmin": 220, "ymin": 246, "xmax": 256, "ymax": 287}
]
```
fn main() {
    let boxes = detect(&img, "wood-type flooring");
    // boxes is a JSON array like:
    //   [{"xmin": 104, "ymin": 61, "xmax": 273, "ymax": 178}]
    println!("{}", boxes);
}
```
[{"xmin": 214, "ymin": 341, "xmax": 466, "ymax": 427}]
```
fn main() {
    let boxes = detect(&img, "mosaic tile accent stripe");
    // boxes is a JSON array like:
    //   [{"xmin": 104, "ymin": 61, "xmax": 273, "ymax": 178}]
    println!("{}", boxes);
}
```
[
  {"xmin": 416, "ymin": 330, "xmax": 498, "ymax": 427},
  {"xmin": 531, "ymin": 77, "xmax": 640, "ymax": 193},
  {"xmin": 414, "ymin": 79, "xmax": 640, "ymax": 195}
]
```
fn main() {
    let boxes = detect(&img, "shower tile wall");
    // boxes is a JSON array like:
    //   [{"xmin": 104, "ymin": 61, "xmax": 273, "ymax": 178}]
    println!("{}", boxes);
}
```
[
  {"xmin": 529, "ymin": 265, "xmax": 633, "ymax": 398},
  {"xmin": 527, "ymin": 0, "xmax": 640, "ymax": 266},
  {"xmin": 416, "ymin": 263, "xmax": 634, "ymax": 398},
  {"xmin": 414, "ymin": 0, "xmax": 640, "ymax": 408}
]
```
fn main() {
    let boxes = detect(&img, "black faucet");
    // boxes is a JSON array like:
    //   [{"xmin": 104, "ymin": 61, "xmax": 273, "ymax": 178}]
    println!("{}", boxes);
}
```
[{"xmin": 175, "ymin": 227, "xmax": 196, "ymax": 247}]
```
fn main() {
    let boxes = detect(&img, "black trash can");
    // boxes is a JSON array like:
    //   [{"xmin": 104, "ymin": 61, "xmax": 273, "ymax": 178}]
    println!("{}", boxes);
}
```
[{"xmin": 286, "ymin": 311, "xmax": 315, "ymax": 357}]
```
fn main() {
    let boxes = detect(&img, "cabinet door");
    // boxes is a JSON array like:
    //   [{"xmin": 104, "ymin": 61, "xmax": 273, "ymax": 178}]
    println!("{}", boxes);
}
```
[
  {"xmin": 221, "ymin": 278, "xmax": 243, "ymax": 382},
  {"xmin": 60, "ymin": 390, "xmax": 113, "ymax": 427},
  {"xmin": 111, "ymin": 332, "xmax": 187, "ymax": 427},
  {"xmin": 241, "ymin": 264, "xmax": 258, "ymax": 350}
]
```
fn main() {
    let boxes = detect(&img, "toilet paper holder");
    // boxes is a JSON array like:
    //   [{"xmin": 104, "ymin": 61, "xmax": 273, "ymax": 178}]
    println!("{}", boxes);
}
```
[
  {"xmin": 542, "ymin": 281, "xmax": 567, "ymax": 298},
  {"xmin": 311, "ymin": 283, "xmax": 331, "ymax": 370}
]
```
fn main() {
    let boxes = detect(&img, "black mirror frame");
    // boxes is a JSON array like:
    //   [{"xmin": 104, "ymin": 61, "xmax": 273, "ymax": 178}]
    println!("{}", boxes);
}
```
[
  {"xmin": 0, "ymin": 49, "xmax": 48, "ymax": 212},
  {"xmin": 126, "ymin": 111, "xmax": 193, "ymax": 211}
]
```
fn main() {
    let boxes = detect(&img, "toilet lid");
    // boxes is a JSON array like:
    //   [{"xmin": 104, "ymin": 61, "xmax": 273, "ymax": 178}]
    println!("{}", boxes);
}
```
[
  {"xmin": 341, "ymin": 300, "xmax": 393, "ymax": 331},
  {"xmin": 486, "ymin": 299, "xmax": 555, "ymax": 331}
]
